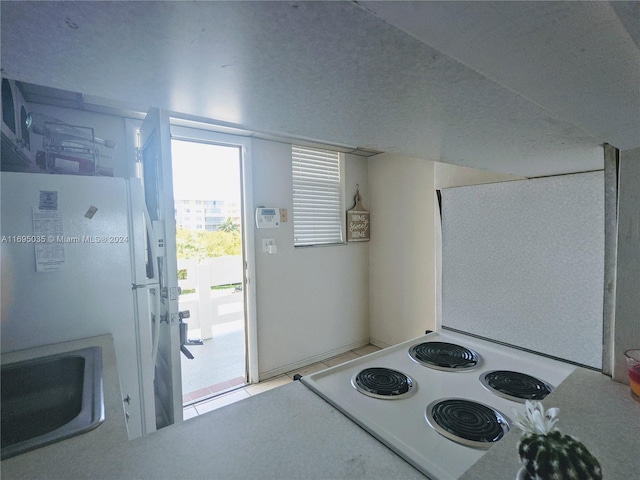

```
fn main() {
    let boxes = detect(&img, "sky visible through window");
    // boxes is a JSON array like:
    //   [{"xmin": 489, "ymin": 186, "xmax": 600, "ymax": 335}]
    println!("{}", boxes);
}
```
[{"xmin": 171, "ymin": 140, "xmax": 240, "ymax": 202}]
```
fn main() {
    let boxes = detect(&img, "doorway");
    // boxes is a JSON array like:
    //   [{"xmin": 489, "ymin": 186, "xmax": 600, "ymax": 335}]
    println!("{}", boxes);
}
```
[{"xmin": 171, "ymin": 139, "xmax": 247, "ymax": 404}]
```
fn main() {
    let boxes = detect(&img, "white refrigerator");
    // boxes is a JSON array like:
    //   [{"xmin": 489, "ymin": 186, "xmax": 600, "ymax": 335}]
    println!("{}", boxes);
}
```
[{"xmin": 1, "ymin": 171, "xmax": 158, "ymax": 439}]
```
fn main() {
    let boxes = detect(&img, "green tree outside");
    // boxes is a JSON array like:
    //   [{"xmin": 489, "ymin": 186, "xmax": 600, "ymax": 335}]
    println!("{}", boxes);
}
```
[
  {"xmin": 176, "ymin": 226, "xmax": 241, "ymax": 262},
  {"xmin": 218, "ymin": 217, "xmax": 239, "ymax": 233}
]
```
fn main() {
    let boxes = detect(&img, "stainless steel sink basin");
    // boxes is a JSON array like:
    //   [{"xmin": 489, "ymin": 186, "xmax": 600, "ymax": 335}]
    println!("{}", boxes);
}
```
[{"xmin": 1, "ymin": 346, "xmax": 105, "ymax": 459}]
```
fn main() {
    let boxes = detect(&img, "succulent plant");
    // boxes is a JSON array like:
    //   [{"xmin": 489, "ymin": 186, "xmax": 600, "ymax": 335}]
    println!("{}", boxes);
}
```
[{"xmin": 514, "ymin": 401, "xmax": 602, "ymax": 480}]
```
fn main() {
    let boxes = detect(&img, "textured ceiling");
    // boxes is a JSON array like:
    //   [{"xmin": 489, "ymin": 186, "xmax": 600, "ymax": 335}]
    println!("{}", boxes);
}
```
[{"xmin": 1, "ymin": 1, "xmax": 638, "ymax": 176}]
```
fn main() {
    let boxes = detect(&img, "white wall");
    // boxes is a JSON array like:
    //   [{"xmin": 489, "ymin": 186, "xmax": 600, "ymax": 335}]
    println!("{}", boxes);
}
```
[
  {"xmin": 440, "ymin": 172, "xmax": 604, "ymax": 368},
  {"xmin": 433, "ymin": 161, "xmax": 527, "ymax": 327},
  {"xmin": 10, "ymin": 100, "xmax": 372, "ymax": 381},
  {"xmin": 252, "ymin": 139, "xmax": 370, "ymax": 379},
  {"xmin": 366, "ymin": 158, "xmax": 522, "ymax": 348},
  {"xmin": 368, "ymin": 153, "xmax": 436, "ymax": 347}
]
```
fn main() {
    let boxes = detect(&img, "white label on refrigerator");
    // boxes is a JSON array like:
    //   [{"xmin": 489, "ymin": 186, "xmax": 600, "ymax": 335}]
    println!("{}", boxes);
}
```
[{"xmin": 32, "ymin": 207, "xmax": 65, "ymax": 272}]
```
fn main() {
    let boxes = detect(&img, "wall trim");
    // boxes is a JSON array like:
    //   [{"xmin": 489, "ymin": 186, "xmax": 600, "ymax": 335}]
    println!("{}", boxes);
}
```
[
  {"xmin": 369, "ymin": 338, "xmax": 392, "ymax": 349},
  {"xmin": 258, "ymin": 338, "xmax": 370, "ymax": 382}
]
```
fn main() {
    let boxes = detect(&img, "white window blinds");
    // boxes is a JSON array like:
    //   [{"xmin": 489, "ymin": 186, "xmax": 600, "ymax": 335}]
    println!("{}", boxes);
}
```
[{"xmin": 292, "ymin": 145, "xmax": 343, "ymax": 246}]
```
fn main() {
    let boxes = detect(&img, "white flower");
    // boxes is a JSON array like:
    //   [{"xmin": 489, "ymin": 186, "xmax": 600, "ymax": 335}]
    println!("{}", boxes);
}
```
[{"xmin": 513, "ymin": 400, "xmax": 560, "ymax": 435}]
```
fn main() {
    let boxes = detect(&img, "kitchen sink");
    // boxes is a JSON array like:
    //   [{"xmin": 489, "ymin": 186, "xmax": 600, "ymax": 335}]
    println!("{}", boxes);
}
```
[{"xmin": 1, "ymin": 346, "xmax": 105, "ymax": 459}]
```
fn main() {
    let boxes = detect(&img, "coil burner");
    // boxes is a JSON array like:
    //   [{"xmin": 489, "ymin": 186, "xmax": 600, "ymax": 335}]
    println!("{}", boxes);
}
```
[
  {"xmin": 426, "ymin": 398, "xmax": 510, "ymax": 449},
  {"xmin": 409, "ymin": 342, "xmax": 483, "ymax": 371},
  {"xmin": 351, "ymin": 367, "xmax": 416, "ymax": 400},
  {"xmin": 480, "ymin": 370, "xmax": 554, "ymax": 403}
]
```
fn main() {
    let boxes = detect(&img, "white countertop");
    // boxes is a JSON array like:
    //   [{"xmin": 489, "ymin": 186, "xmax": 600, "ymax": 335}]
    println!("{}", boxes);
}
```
[
  {"xmin": 461, "ymin": 367, "xmax": 640, "ymax": 479},
  {"xmin": 3, "ymin": 338, "xmax": 639, "ymax": 480},
  {"xmin": 1, "ymin": 340, "xmax": 426, "ymax": 480}
]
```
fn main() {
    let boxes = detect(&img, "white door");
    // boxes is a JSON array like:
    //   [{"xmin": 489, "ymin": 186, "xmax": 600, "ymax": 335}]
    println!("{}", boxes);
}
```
[{"xmin": 139, "ymin": 108, "xmax": 183, "ymax": 427}]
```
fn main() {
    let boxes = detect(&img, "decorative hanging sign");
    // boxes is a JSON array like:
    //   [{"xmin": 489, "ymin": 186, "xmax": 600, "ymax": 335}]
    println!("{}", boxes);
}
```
[{"xmin": 347, "ymin": 185, "xmax": 370, "ymax": 242}]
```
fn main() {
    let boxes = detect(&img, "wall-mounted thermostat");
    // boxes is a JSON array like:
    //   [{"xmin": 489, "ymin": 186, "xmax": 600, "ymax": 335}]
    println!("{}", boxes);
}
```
[{"xmin": 256, "ymin": 207, "xmax": 280, "ymax": 228}]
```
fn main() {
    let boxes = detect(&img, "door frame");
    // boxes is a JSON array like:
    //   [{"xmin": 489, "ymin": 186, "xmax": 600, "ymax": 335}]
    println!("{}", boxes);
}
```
[{"xmin": 170, "ymin": 122, "xmax": 258, "ymax": 384}]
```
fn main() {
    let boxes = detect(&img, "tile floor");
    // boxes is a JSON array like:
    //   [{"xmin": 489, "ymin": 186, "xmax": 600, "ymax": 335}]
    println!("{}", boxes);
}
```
[{"xmin": 183, "ymin": 343, "xmax": 381, "ymax": 420}]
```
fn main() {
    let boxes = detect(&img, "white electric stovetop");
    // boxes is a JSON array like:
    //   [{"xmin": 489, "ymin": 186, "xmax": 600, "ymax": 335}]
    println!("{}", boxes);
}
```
[{"xmin": 300, "ymin": 329, "xmax": 576, "ymax": 480}]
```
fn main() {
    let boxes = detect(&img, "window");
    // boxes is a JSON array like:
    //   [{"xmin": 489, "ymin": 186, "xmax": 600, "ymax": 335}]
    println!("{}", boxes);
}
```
[{"xmin": 292, "ymin": 145, "xmax": 344, "ymax": 246}]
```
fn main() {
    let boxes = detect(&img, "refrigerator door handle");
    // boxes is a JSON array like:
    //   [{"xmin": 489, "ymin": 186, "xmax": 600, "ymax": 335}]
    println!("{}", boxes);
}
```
[
  {"xmin": 139, "ymin": 199, "xmax": 164, "ymax": 363},
  {"xmin": 128, "ymin": 178, "xmax": 163, "ymax": 364},
  {"xmin": 142, "ymin": 203, "xmax": 159, "ymax": 283}
]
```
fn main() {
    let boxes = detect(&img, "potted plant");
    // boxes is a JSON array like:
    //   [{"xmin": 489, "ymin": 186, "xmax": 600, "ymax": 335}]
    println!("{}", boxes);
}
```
[{"xmin": 514, "ymin": 401, "xmax": 602, "ymax": 480}]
